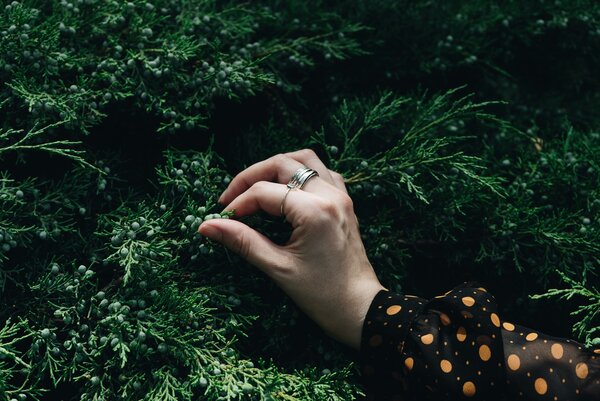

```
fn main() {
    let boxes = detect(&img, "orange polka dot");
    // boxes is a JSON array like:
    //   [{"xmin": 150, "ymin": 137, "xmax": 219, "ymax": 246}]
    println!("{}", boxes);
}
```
[
  {"xmin": 594, "ymin": 349, "xmax": 600, "ymax": 354},
  {"xmin": 479, "ymin": 345, "xmax": 492, "ymax": 362},
  {"xmin": 440, "ymin": 359, "xmax": 452, "ymax": 373},
  {"xmin": 490, "ymin": 313, "xmax": 500, "ymax": 327},
  {"xmin": 386, "ymin": 305, "xmax": 402, "ymax": 315},
  {"xmin": 439, "ymin": 313, "xmax": 451, "ymax": 326},
  {"xmin": 502, "ymin": 322, "xmax": 515, "ymax": 331},
  {"xmin": 421, "ymin": 334, "xmax": 434, "ymax": 345},
  {"xmin": 462, "ymin": 381, "xmax": 476, "ymax": 397},
  {"xmin": 550, "ymin": 343, "xmax": 564, "ymax": 359},
  {"xmin": 462, "ymin": 297, "xmax": 475, "ymax": 307},
  {"xmin": 457, "ymin": 326, "xmax": 467, "ymax": 342},
  {"xmin": 576, "ymin": 362, "xmax": 589, "ymax": 379},
  {"xmin": 404, "ymin": 357, "xmax": 414, "ymax": 370},
  {"xmin": 507, "ymin": 354, "xmax": 520, "ymax": 371},
  {"xmin": 534, "ymin": 378, "xmax": 547, "ymax": 395},
  {"xmin": 369, "ymin": 335, "xmax": 382, "ymax": 347},
  {"xmin": 525, "ymin": 332, "xmax": 538, "ymax": 341}
]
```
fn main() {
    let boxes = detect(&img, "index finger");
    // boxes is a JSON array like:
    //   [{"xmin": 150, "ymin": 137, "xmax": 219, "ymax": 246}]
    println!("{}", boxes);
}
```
[{"xmin": 222, "ymin": 180, "xmax": 319, "ymax": 228}]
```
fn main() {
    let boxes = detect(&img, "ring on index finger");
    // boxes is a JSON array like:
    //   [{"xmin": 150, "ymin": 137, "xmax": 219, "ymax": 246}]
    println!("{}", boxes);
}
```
[{"xmin": 280, "ymin": 186, "xmax": 297, "ymax": 219}]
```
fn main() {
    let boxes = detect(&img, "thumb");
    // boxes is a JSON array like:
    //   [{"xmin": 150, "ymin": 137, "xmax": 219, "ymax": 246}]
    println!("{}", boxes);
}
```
[{"xmin": 198, "ymin": 219, "xmax": 290, "ymax": 274}]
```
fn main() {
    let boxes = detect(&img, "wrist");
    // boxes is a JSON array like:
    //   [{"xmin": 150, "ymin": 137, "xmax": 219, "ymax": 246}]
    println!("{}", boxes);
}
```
[{"xmin": 326, "ymin": 279, "xmax": 386, "ymax": 351}]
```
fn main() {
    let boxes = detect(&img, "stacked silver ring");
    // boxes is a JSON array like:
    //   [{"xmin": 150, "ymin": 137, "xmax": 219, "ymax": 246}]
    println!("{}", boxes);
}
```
[
  {"xmin": 280, "ymin": 166, "xmax": 319, "ymax": 219},
  {"xmin": 287, "ymin": 166, "xmax": 319, "ymax": 190}
]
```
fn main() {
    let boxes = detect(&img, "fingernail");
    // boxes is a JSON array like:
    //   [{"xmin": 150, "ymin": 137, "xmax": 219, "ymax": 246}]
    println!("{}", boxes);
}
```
[
  {"xmin": 217, "ymin": 193, "xmax": 224, "ymax": 204},
  {"xmin": 199, "ymin": 224, "xmax": 220, "ymax": 241}
]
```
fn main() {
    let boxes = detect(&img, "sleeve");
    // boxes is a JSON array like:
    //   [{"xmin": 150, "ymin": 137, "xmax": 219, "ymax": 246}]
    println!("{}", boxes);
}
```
[{"xmin": 358, "ymin": 282, "xmax": 600, "ymax": 401}]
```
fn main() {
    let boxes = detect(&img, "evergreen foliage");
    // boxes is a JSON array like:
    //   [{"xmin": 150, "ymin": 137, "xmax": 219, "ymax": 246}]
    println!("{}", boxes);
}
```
[{"xmin": 0, "ymin": 0, "xmax": 598, "ymax": 400}]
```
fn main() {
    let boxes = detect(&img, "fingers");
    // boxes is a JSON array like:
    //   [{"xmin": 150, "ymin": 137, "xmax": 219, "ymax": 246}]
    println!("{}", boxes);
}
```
[
  {"xmin": 221, "ymin": 180, "xmax": 316, "ymax": 226},
  {"xmin": 218, "ymin": 155, "xmax": 298, "ymax": 205},
  {"xmin": 328, "ymin": 169, "xmax": 348, "ymax": 194},
  {"xmin": 198, "ymin": 218, "xmax": 291, "ymax": 274},
  {"xmin": 218, "ymin": 150, "xmax": 336, "ymax": 205}
]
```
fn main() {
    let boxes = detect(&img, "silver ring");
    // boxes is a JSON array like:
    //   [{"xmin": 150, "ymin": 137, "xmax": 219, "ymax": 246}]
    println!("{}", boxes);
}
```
[
  {"xmin": 287, "ymin": 166, "xmax": 319, "ymax": 189},
  {"xmin": 287, "ymin": 167, "xmax": 309, "ymax": 188},
  {"xmin": 281, "ymin": 167, "xmax": 319, "ymax": 221},
  {"xmin": 280, "ymin": 186, "xmax": 297, "ymax": 218}
]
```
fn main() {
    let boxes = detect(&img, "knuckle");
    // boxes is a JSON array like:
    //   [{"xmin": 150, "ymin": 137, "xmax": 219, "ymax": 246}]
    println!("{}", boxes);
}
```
[
  {"xmin": 316, "ymin": 199, "xmax": 339, "ymax": 218},
  {"xmin": 331, "ymin": 170, "xmax": 344, "ymax": 182},
  {"xmin": 330, "ymin": 170, "xmax": 342, "ymax": 179},
  {"xmin": 271, "ymin": 153, "xmax": 288, "ymax": 166},
  {"xmin": 339, "ymin": 194, "xmax": 354, "ymax": 212},
  {"xmin": 309, "ymin": 196, "xmax": 356, "ymax": 229},
  {"xmin": 250, "ymin": 180, "xmax": 269, "ymax": 192},
  {"xmin": 298, "ymin": 148, "xmax": 318, "ymax": 160}
]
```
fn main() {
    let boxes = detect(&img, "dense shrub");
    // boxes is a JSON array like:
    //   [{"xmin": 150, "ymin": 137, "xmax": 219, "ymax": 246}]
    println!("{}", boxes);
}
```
[{"xmin": 0, "ymin": 1, "xmax": 598, "ymax": 400}]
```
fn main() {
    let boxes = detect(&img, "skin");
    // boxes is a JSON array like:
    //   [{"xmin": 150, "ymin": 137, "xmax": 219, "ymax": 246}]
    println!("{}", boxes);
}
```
[{"xmin": 198, "ymin": 149, "xmax": 386, "ymax": 351}]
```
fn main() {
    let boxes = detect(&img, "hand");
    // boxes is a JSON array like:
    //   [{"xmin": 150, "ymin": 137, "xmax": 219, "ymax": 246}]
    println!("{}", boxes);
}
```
[{"xmin": 198, "ymin": 149, "xmax": 385, "ymax": 350}]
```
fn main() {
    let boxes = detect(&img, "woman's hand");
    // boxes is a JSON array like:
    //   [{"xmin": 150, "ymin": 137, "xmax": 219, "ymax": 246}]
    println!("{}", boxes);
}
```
[{"xmin": 198, "ymin": 149, "xmax": 385, "ymax": 350}]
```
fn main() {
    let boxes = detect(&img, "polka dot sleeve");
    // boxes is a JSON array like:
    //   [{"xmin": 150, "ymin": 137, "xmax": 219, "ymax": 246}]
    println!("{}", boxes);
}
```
[{"xmin": 359, "ymin": 282, "xmax": 600, "ymax": 401}]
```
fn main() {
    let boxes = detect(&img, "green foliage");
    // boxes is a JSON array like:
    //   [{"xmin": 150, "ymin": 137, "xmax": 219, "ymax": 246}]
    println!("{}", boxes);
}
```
[
  {"xmin": 0, "ymin": 0, "xmax": 599, "ymax": 400},
  {"xmin": 532, "ymin": 271, "xmax": 600, "ymax": 347},
  {"xmin": 0, "ymin": 0, "xmax": 365, "ymax": 135}
]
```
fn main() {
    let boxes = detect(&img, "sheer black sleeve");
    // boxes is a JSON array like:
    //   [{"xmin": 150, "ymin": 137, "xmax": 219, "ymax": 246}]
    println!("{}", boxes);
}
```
[{"xmin": 358, "ymin": 282, "xmax": 600, "ymax": 401}]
